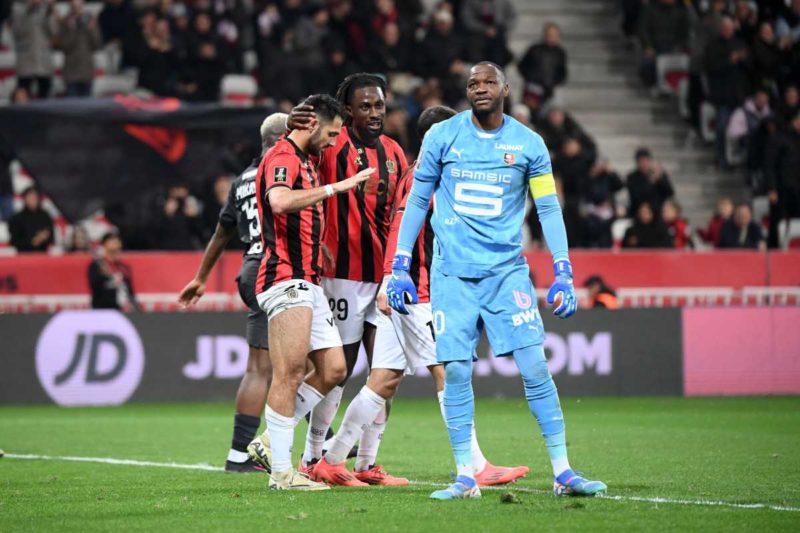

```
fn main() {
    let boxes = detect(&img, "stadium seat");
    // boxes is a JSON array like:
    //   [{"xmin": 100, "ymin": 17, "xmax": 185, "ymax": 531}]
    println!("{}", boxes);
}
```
[
  {"xmin": 611, "ymin": 218, "xmax": 633, "ymax": 248},
  {"xmin": 700, "ymin": 102, "xmax": 716, "ymax": 143},
  {"xmin": 777, "ymin": 218, "xmax": 800, "ymax": 250},
  {"xmin": 92, "ymin": 74, "xmax": 137, "ymax": 97},
  {"xmin": 221, "ymin": 74, "xmax": 257, "ymax": 106},
  {"xmin": 0, "ymin": 221, "xmax": 9, "ymax": 245},
  {"xmin": 656, "ymin": 53, "xmax": 689, "ymax": 95}
]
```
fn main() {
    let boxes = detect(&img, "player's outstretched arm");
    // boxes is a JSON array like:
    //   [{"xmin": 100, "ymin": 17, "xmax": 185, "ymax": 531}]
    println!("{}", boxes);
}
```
[
  {"xmin": 269, "ymin": 168, "xmax": 375, "ymax": 214},
  {"xmin": 530, "ymin": 173, "xmax": 577, "ymax": 319},
  {"xmin": 178, "ymin": 222, "xmax": 236, "ymax": 307}
]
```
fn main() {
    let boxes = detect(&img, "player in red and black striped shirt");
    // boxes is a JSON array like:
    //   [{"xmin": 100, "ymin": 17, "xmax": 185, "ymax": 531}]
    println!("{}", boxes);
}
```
[
  {"xmin": 289, "ymin": 74, "xmax": 408, "ymax": 474},
  {"xmin": 250, "ymin": 94, "xmax": 375, "ymax": 490},
  {"xmin": 313, "ymin": 106, "xmax": 529, "ymax": 487}
]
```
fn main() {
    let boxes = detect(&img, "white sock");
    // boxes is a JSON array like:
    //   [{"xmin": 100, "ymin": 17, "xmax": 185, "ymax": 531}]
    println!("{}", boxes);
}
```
[
  {"xmin": 552, "ymin": 457, "xmax": 572, "ymax": 478},
  {"xmin": 325, "ymin": 386, "xmax": 385, "ymax": 465},
  {"xmin": 265, "ymin": 406, "xmax": 295, "ymax": 473},
  {"xmin": 302, "ymin": 385, "xmax": 343, "ymax": 464},
  {"xmin": 355, "ymin": 400, "xmax": 387, "ymax": 472},
  {"xmin": 438, "ymin": 391, "xmax": 486, "ymax": 473},
  {"xmin": 227, "ymin": 449, "xmax": 249, "ymax": 463},
  {"xmin": 293, "ymin": 382, "xmax": 325, "ymax": 425}
]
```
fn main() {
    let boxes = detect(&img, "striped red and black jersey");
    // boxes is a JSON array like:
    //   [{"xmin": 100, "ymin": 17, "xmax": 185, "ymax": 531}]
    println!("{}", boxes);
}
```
[
  {"xmin": 383, "ymin": 162, "xmax": 434, "ymax": 303},
  {"xmin": 255, "ymin": 137, "xmax": 325, "ymax": 293},
  {"xmin": 319, "ymin": 127, "xmax": 408, "ymax": 283}
]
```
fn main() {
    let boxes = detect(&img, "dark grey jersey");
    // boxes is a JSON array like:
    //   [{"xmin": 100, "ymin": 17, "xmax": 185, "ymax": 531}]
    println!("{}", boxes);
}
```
[{"xmin": 219, "ymin": 158, "xmax": 263, "ymax": 257}]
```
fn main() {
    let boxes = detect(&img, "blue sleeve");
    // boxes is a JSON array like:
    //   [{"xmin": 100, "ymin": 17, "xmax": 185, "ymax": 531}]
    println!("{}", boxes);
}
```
[
  {"xmin": 396, "ymin": 178, "xmax": 436, "ymax": 255},
  {"xmin": 527, "ymin": 133, "xmax": 552, "ymax": 178},
  {"xmin": 535, "ymin": 194, "xmax": 570, "ymax": 263}
]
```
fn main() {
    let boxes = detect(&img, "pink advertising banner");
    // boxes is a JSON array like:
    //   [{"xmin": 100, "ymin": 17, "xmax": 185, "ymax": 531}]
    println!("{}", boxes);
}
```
[{"xmin": 683, "ymin": 308, "xmax": 800, "ymax": 396}]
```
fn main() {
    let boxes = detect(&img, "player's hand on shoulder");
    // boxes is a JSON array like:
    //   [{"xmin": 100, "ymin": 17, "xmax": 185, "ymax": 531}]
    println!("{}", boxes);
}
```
[
  {"xmin": 178, "ymin": 279, "xmax": 206, "ymax": 308},
  {"xmin": 386, "ymin": 254, "xmax": 417, "ymax": 315},
  {"xmin": 546, "ymin": 260, "xmax": 577, "ymax": 319},
  {"xmin": 287, "ymin": 104, "xmax": 316, "ymax": 131},
  {"xmin": 335, "ymin": 167, "xmax": 375, "ymax": 193}
]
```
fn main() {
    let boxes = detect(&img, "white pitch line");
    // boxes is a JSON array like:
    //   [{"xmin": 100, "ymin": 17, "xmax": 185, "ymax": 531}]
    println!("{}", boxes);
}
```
[{"xmin": 4, "ymin": 453, "xmax": 800, "ymax": 513}]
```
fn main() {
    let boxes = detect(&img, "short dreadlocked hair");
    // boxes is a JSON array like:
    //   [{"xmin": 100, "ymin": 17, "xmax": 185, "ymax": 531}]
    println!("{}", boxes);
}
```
[{"xmin": 335, "ymin": 73, "xmax": 387, "ymax": 112}]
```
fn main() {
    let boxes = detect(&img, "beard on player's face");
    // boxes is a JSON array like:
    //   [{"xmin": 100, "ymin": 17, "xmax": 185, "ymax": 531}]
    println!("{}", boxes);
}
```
[{"xmin": 349, "ymin": 86, "xmax": 386, "ymax": 143}]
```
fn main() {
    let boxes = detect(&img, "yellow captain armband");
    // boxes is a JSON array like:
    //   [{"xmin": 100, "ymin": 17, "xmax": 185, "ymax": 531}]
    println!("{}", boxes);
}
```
[{"xmin": 528, "ymin": 173, "xmax": 557, "ymax": 200}]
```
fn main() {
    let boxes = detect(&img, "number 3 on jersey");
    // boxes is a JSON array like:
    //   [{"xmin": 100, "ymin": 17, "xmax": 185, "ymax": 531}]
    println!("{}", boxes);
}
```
[
  {"xmin": 241, "ymin": 197, "xmax": 263, "ymax": 254},
  {"xmin": 453, "ymin": 183, "xmax": 503, "ymax": 217}
]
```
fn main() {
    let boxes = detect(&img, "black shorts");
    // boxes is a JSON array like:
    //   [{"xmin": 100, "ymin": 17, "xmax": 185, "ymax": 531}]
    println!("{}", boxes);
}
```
[{"xmin": 237, "ymin": 255, "xmax": 268, "ymax": 349}]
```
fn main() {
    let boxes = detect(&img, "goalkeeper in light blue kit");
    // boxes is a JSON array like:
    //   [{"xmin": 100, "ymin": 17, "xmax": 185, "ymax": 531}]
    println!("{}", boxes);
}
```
[{"xmin": 387, "ymin": 62, "xmax": 607, "ymax": 500}]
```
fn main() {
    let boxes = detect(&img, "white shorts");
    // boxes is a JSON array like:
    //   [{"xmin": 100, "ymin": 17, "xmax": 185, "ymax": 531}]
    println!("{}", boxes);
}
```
[
  {"xmin": 372, "ymin": 301, "xmax": 438, "ymax": 375},
  {"xmin": 256, "ymin": 279, "xmax": 342, "ymax": 352},
  {"xmin": 321, "ymin": 277, "xmax": 379, "ymax": 345}
]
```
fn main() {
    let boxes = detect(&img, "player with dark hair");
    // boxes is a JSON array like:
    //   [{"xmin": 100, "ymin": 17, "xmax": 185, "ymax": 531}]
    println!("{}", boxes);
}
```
[
  {"xmin": 178, "ymin": 112, "xmax": 287, "ymax": 473},
  {"xmin": 387, "ymin": 62, "xmax": 606, "ymax": 499},
  {"xmin": 310, "ymin": 105, "xmax": 529, "ymax": 487},
  {"xmin": 287, "ymin": 73, "xmax": 409, "ymax": 480},
  {"xmin": 247, "ymin": 94, "xmax": 375, "ymax": 490}
]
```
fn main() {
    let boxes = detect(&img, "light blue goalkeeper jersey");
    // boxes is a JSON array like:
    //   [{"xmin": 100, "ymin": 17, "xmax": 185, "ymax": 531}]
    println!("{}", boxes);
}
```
[{"xmin": 413, "ymin": 111, "xmax": 556, "ymax": 278}]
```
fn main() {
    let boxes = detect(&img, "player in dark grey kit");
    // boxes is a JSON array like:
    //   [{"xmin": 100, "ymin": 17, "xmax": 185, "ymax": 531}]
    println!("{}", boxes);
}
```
[{"xmin": 178, "ymin": 112, "xmax": 287, "ymax": 472}]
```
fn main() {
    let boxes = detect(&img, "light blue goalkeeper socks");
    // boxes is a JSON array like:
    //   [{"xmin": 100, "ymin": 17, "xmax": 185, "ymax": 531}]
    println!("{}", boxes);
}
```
[
  {"xmin": 513, "ymin": 345, "xmax": 570, "ymax": 476},
  {"xmin": 443, "ymin": 360, "xmax": 475, "ymax": 478}
]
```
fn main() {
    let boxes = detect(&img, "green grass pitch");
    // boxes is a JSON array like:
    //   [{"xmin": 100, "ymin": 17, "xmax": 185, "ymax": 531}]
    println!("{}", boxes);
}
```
[{"xmin": 1, "ymin": 397, "xmax": 799, "ymax": 531}]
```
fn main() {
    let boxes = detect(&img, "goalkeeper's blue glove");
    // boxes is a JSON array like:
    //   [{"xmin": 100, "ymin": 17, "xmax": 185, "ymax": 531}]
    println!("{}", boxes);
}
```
[
  {"xmin": 386, "ymin": 253, "xmax": 418, "ymax": 315},
  {"xmin": 546, "ymin": 260, "xmax": 577, "ymax": 319}
]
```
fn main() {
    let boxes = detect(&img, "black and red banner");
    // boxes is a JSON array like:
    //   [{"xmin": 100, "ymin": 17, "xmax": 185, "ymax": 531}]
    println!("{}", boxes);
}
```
[{"xmin": 0, "ymin": 97, "xmax": 271, "ymax": 225}]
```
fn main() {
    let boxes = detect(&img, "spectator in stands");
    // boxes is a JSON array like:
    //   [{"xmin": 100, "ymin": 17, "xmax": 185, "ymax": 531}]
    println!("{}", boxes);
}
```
[
  {"xmin": 0, "ymin": 139, "xmax": 13, "ymax": 221},
  {"xmin": 626, "ymin": 147, "xmax": 674, "ymax": 216},
  {"xmin": 11, "ymin": 0, "xmax": 56, "ymax": 98},
  {"xmin": 137, "ymin": 17, "xmax": 176, "ymax": 96},
  {"xmin": 726, "ymin": 89, "xmax": 772, "ymax": 167},
  {"xmin": 318, "ymin": 37, "xmax": 359, "ymax": 96},
  {"xmin": 704, "ymin": 16, "xmax": 750, "ymax": 168},
  {"xmin": 765, "ymin": 112, "xmax": 800, "ymax": 246},
  {"xmin": 733, "ymin": 0, "xmax": 759, "ymax": 44},
  {"xmin": 417, "ymin": 8, "xmax": 466, "ymax": 107},
  {"xmin": 98, "ymin": 0, "xmax": 135, "ymax": 48},
  {"xmin": 67, "ymin": 225, "xmax": 91, "ymax": 252},
  {"xmin": 637, "ymin": 0, "xmax": 690, "ymax": 87},
  {"xmin": 155, "ymin": 184, "xmax": 202, "ymax": 250},
  {"xmin": 56, "ymin": 0, "xmax": 103, "ymax": 97},
  {"xmin": 10, "ymin": 86, "xmax": 31, "ymax": 104},
  {"xmin": 580, "ymin": 158, "xmax": 624, "ymax": 248},
  {"xmin": 460, "ymin": 0, "xmax": 515, "ymax": 66},
  {"xmin": 366, "ymin": 21, "xmax": 411, "ymax": 75},
  {"xmin": 584, "ymin": 275, "xmax": 618, "ymax": 309},
  {"xmin": 517, "ymin": 22, "xmax": 567, "ymax": 104},
  {"xmin": 511, "ymin": 103, "xmax": 532, "ymax": 129},
  {"xmin": 8, "ymin": 186, "xmax": 53, "ymax": 252},
  {"xmin": 777, "ymin": 85, "xmax": 799, "ymax": 128},
  {"xmin": 292, "ymin": 6, "xmax": 330, "ymax": 74},
  {"xmin": 176, "ymin": 41, "xmax": 225, "ymax": 101},
  {"xmin": 750, "ymin": 22, "xmax": 782, "ymax": 90},
  {"xmin": 554, "ymin": 137, "xmax": 593, "ymax": 206},
  {"xmin": 776, "ymin": 0, "xmax": 800, "ymax": 48},
  {"xmin": 623, "ymin": 201, "xmax": 672, "ymax": 248},
  {"xmin": 88, "ymin": 231, "xmax": 139, "ymax": 310},
  {"xmin": 719, "ymin": 203, "xmax": 765, "ymax": 249},
  {"xmin": 699, "ymin": 196, "xmax": 734, "ymax": 247},
  {"xmin": 621, "ymin": 0, "xmax": 642, "ymax": 43},
  {"xmin": 661, "ymin": 198, "xmax": 691, "ymax": 248},
  {"xmin": 539, "ymin": 107, "xmax": 597, "ymax": 164}
]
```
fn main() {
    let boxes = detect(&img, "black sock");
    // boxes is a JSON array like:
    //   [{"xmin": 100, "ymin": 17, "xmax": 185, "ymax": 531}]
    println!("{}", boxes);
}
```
[
  {"xmin": 231, "ymin": 413, "xmax": 261, "ymax": 457},
  {"xmin": 326, "ymin": 426, "xmax": 334, "ymax": 440}
]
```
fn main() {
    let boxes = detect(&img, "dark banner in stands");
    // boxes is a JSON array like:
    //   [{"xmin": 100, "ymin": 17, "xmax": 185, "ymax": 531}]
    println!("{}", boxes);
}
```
[
  {"xmin": 0, "ymin": 97, "xmax": 271, "ymax": 246},
  {"xmin": 0, "ymin": 309, "xmax": 682, "ymax": 405}
]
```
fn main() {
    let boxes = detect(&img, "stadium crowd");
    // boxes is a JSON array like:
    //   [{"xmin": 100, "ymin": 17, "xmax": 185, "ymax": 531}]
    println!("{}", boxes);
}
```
[
  {"xmin": 626, "ymin": 0, "xmax": 800, "ymax": 248},
  {"xmin": 1, "ymin": 0, "xmax": 797, "ymax": 252}
]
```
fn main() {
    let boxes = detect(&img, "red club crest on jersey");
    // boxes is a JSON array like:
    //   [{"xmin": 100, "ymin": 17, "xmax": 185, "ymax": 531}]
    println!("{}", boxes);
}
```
[{"xmin": 503, "ymin": 153, "xmax": 515, "ymax": 165}]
